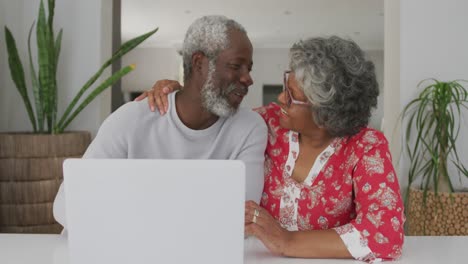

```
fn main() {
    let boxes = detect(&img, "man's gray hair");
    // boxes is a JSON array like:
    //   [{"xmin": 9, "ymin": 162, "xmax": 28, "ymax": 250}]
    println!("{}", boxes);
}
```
[{"xmin": 181, "ymin": 15, "xmax": 246, "ymax": 81}]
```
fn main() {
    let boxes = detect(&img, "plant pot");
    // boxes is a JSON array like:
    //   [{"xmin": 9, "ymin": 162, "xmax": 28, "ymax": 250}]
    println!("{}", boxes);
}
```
[
  {"xmin": 407, "ymin": 187, "xmax": 468, "ymax": 235},
  {"xmin": 0, "ymin": 131, "xmax": 91, "ymax": 233}
]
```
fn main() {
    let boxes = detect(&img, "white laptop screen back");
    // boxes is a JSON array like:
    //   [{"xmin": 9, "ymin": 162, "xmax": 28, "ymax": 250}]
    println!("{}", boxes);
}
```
[{"xmin": 63, "ymin": 159, "xmax": 245, "ymax": 264}]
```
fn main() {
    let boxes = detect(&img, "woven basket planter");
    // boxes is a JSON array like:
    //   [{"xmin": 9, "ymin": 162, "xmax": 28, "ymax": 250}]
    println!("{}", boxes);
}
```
[
  {"xmin": 0, "ymin": 132, "xmax": 91, "ymax": 233},
  {"xmin": 407, "ymin": 187, "xmax": 468, "ymax": 236}
]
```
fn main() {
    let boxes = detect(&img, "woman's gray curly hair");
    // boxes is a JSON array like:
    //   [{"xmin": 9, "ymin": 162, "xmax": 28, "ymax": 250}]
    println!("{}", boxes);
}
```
[
  {"xmin": 289, "ymin": 36, "xmax": 379, "ymax": 137},
  {"xmin": 181, "ymin": 15, "xmax": 246, "ymax": 82}
]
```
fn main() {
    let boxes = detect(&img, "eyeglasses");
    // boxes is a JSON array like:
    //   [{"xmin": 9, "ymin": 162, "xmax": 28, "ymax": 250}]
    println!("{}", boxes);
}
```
[{"xmin": 283, "ymin": 71, "xmax": 310, "ymax": 106}]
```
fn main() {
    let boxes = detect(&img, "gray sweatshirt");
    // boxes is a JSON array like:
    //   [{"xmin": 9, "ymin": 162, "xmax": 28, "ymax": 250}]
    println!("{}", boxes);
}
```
[{"xmin": 53, "ymin": 92, "xmax": 268, "ymax": 229}]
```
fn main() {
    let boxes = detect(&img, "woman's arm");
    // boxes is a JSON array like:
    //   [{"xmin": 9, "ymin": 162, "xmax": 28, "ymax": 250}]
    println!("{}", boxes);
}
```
[
  {"xmin": 134, "ymin": 79, "xmax": 182, "ymax": 115},
  {"xmin": 244, "ymin": 201, "xmax": 352, "ymax": 258},
  {"xmin": 244, "ymin": 132, "xmax": 405, "ymax": 261},
  {"xmin": 331, "ymin": 133, "xmax": 405, "ymax": 262},
  {"xmin": 284, "ymin": 229, "xmax": 352, "ymax": 258}
]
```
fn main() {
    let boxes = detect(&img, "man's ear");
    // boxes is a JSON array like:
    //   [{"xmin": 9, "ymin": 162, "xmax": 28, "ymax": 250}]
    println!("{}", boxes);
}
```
[{"xmin": 191, "ymin": 52, "xmax": 206, "ymax": 73}]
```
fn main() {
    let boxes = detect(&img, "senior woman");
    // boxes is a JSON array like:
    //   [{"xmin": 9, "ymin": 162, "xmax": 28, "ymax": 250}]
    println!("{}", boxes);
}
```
[{"xmin": 138, "ymin": 36, "xmax": 405, "ymax": 262}]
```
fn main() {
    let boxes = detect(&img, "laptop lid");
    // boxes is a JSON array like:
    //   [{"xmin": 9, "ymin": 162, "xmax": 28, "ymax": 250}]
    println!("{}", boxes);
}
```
[{"xmin": 63, "ymin": 159, "xmax": 245, "ymax": 264}]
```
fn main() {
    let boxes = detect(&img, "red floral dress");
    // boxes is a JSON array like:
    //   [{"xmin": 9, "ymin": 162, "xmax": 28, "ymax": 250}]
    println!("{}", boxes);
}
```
[{"xmin": 255, "ymin": 103, "xmax": 405, "ymax": 262}]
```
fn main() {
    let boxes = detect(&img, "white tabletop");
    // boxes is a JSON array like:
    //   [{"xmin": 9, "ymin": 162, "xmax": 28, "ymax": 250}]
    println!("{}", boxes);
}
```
[{"xmin": 0, "ymin": 234, "xmax": 466, "ymax": 264}]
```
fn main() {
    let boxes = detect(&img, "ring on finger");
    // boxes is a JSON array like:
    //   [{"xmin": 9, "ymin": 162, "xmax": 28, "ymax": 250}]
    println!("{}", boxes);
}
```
[
  {"xmin": 252, "ymin": 208, "xmax": 260, "ymax": 223},
  {"xmin": 254, "ymin": 208, "xmax": 260, "ymax": 217}
]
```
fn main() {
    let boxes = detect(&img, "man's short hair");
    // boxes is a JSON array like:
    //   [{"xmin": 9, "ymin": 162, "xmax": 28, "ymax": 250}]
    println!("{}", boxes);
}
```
[{"xmin": 181, "ymin": 15, "xmax": 246, "ymax": 82}]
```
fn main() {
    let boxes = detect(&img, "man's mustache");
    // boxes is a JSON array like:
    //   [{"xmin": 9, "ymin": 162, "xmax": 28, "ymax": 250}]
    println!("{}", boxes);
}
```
[{"xmin": 224, "ymin": 83, "xmax": 248, "ymax": 97}]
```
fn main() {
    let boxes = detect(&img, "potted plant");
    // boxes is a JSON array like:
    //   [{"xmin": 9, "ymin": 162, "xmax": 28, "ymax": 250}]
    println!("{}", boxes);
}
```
[
  {"xmin": 402, "ymin": 78, "xmax": 468, "ymax": 235},
  {"xmin": 0, "ymin": 0, "xmax": 157, "ymax": 233}
]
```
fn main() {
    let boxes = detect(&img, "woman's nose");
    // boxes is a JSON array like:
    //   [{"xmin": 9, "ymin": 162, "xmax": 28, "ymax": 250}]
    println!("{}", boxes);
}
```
[{"xmin": 278, "ymin": 91, "xmax": 287, "ymax": 105}]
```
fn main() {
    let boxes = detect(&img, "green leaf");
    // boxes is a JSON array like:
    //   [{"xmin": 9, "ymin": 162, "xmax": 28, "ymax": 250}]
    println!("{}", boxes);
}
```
[
  {"xmin": 4, "ymin": 26, "xmax": 37, "ymax": 131},
  {"xmin": 47, "ymin": 0, "xmax": 55, "ymax": 34},
  {"xmin": 47, "ymin": 0, "xmax": 57, "ymax": 130},
  {"xmin": 37, "ymin": 0, "xmax": 56, "ymax": 132},
  {"xmin": 105, "ymin": 28, "xmax": 159, "ymax": 69},
  {"xmin": 56, "ymin": 27, "xmax": 158, "ymax": 130},
  {"xmin": 28, "ymin": 21, "xmax": 44, "ymax": 132},
  {"xmin": 402, "ymin": 78, "xmax": 468, "ymax": 233},
  {"xmin": 54, "ymin": 28, "xmax": 63, "ymax": 69},
  {"xmin": 57, "ymin": 65, "xmax": 135, "ymax": 132}
]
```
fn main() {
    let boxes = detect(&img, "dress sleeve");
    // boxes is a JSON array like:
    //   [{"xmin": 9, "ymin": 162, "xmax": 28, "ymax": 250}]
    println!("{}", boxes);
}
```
[{"xmin": 333, "ymin": 135, "xmax": 405, "ymax": 262}]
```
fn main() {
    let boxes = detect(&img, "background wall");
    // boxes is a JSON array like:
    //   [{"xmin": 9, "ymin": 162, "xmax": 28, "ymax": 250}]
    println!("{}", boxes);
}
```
[
  {"xmin": 1, "ymin": 0, "xmax": 385, "ymax": 137},
  {"xmin": 0, "ymin": 0, "xmax": 112, "ymax": 137},
  {"xmin": 246, "ymin": 47, "xmax": 290, "ymax": 109},
  {"xmin": 121, "ymin": 47, "xmax": 180, "ymax": 94},
  {"xmin": 400, "ymin": 0, "xmax": 468, "ymax": 190},
  {"xmin": 1, "ymin": 0, "xmax": 30, "ymax": 132},
  {"xmin": 383, "ymin": 0, "xmax": 400, "ymax": 171},
  {"xmin": 122, "ymin": 46, "xmax": 384, "ymax": 130},
  {"xmin": 5, "ymin": 0, "xmax": 467, "ymax": 191},
  {"xmin": 365, "ymin": 50, "xmax": 384, "ymax": 130}
]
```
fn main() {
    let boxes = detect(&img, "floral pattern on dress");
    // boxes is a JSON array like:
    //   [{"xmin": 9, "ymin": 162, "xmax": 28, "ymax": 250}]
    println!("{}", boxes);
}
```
[
  {"xmin": 256, "ymin": 103, "xmax": 405, "ymax": 262},
  {"xmin": 363, "ymin": 150, "xmax": 385, "ymax": 175},
  {"xmin": 298, "ymin": 213, "xmax": 313, "ymax": 230},
  {"xmin": 306, "ymin": 181, "xmax": 325, "ymax": 210}
]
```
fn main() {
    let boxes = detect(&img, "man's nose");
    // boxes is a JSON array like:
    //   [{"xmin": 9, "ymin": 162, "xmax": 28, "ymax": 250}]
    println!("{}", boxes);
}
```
[{"xmin": 240, "ymin": 71, "xmax": 253, "ymax": 87}]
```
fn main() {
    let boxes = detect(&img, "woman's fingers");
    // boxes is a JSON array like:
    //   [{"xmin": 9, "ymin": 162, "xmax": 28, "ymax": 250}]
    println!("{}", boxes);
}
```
[
  {"xmin": 245, "ymin": 210, "xmax": 260, "ymax": 224},
  {"xmin": 161, "ymin": 81, "xmax": 182, "ymax": 113},
  {"xmin": 245, "ymin": 200, "xmax": 259, "ymax": 210},
  {"xmin": 245, "ymin": 222, "xmax": 260, "ymax": 236},
  {"xmin": 133, "ymin": 80, "xmax": 180, "ymax": 114},
  {"xmin": 245, "ymin": 202, "xmax": 270, "ymax": 226},
  {"xmin": 161, "ymin": 87, "xmax": 170, "ymax": 113},
  {"xmin": 151, "ymin": 80, "xmax": 180, "ymax": 115},
  {"xmin": 162, "ymin": 86, "xmax": 171, "ymax": 93},
  {"xmin": 245, "ymin": 223, "xmax": 273, "ymax": 247},
  {"xmin": 245, "ymin": 200, "xmax": 259, "ymax": 223},
  {"xmin": 245, "ymin": 210, "xmax": 252, "ymax": 223},
  {"xmin": 245, "ymin": 216, "xmax": 289, "ymax": 256},
  {"xmin": 134, "ymin": 91, "xmax": 148, "ymax": 101},
  {"xmin": 155, "ymin": 94, "xmax": 164, "ymax": 115},
  {"xmin": 150, "ymin": 82, "xmax": 165, "ymax": 114},
  {"xmin": 147, "ymin": 90, "xmax": 156, "ymax": 112},
  {"xmin": 164, "ymin": 82, "xmax": 178, "ymax": 93},
  {"xmin": 244, "ymin": 200, "xmax": 291, "ymax": 256},
  {"xmin": 247, "ymin": 223, "xmax": 286, "ymax": 256}
]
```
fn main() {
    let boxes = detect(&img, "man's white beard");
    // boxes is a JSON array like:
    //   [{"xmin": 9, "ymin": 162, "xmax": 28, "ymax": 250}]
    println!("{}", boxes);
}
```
[{"xmin": 201, "ymin": 60, "xmax": 238, "ymax": 117}]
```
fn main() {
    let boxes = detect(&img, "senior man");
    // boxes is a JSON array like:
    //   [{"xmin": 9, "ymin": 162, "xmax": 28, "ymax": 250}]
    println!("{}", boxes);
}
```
[{"xmin": 53, "ymin": 15, "xmax": 267, "ymax": 230}]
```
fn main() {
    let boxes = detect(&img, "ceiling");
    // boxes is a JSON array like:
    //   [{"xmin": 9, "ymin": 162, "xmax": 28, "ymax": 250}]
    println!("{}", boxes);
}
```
[{"xmin": 122, "ymin": 0, "xmax": 384, "ymax": 50}]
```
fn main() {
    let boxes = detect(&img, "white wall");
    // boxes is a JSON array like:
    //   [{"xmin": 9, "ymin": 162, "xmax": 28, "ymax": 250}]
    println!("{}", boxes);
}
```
[
  {"xmin": 0, "ymin": 0, "xmax": 112, "ymax": 136},
  {"xmin": 0, "ymin": 0, "xmax": 30, "ymax": 132},
  {"xmin": 383, "ymin": 0, "xmax": 400, "ymax": 170},
  {"xmin": 120, "ymin": 46, "xmax": 289, "ymax": 105},
  {"xmin": 366, "ymin": 50, "xmax": 384, "ymax": 130},
  {"xmin": 400, "ymin": 0, "xmax": 468, "ymax": 190},
  {"xmin": 122, "ymin": 46, "xmax": 384, "ymax": 129},
  {"xmin": 244, "ymin": 47, "xmax": 290, "ymax": 109},
  {"xmin": 121, "ymin": 47, "xmax": 181, "ymax": 93}
]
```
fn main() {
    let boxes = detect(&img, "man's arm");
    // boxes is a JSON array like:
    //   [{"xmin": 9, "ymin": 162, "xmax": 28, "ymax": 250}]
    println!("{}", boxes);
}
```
[
  {"xmin": 237, "ymin": 113, "xmax": 268, "ymax": 203},
  {"xmin": 53, "ymin": 103, "xmax": 134, "ymax": 231}
]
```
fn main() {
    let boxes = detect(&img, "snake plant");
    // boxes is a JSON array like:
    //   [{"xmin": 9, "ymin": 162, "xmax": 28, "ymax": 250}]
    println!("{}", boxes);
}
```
[
  {"xmin": 402, "ymin": 79, "xmax": 468, "ymax": 206},
  {"xmin": 4, "ymin": 0, "xmax": 158, "ymax": 133}
]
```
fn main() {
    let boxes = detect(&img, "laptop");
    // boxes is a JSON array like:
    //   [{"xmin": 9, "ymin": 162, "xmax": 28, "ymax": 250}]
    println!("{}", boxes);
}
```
[{"xmin": 63, "ymin": 159, "xmax": 246, "ymax": 264}]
